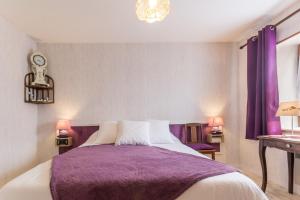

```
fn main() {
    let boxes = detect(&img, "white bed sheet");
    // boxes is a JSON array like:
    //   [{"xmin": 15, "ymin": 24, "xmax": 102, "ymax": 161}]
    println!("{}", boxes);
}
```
[{"xmin": 0, "ymin": 143, "xmax": 268, "ymax": 200}]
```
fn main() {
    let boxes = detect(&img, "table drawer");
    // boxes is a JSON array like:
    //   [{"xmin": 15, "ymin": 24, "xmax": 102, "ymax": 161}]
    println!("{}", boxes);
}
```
[{"xmin": 264, "ymin": 140, "xmax": 300, "ymax": 152}]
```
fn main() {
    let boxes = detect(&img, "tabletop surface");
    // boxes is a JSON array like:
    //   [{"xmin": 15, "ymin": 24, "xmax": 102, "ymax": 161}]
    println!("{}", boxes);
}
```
[{"xmin": 258, "ymin": 135, "xmax": 300, "ymax": 144}]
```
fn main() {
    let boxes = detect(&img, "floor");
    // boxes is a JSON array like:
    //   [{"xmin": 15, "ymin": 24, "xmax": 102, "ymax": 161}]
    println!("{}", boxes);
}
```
[{"xmin": 246, "ymin": 172, "xmax": 300, "ymax": 200}]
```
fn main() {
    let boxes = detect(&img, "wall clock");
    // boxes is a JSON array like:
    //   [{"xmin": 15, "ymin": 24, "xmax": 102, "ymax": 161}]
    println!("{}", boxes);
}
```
[
  {"xmin": 32, "ymin": 54, "xmax": 46, "ymax": 66},
  {"xmin": 30, "ymin": 52, "xmax": 49, "ymax": 86}
]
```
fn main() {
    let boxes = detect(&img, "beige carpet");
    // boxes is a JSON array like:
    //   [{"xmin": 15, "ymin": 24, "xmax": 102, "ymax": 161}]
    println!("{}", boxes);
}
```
[{"xmin": 244, "ymin": 171, "xmax": 300, "ymax": 200}]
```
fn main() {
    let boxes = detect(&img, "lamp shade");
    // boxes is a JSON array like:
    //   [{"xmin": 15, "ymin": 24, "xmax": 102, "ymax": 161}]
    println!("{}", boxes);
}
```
[
  {"xmin": 276, "ymin": 101, "xmax": 300, "ymax": 116},
  {"xmin": 208, "ymin": 117, "xmax": 224, "ymax": 127},
  {"xmin": 56, "ymin": 120, "xmax": 71, "ymax": 131}
]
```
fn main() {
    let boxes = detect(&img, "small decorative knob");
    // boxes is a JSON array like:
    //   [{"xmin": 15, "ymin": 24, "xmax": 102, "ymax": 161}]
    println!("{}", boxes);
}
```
[{"xmin": 286, "ymin": 144, "xmax": 291, "ymax": 148}]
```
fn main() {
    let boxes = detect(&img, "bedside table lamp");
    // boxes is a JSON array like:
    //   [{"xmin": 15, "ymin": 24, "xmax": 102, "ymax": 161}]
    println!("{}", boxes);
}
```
[
  {"xmin": 276, "ymin": 101, "xmax": 300, "ymax": 135},
  {"xmin": 56, "ymin": 120, "xmax": 71, "ymax": 138},
  {"xmin": 208, "ymin": 117, "xmax": 224, "ymax": 134}
]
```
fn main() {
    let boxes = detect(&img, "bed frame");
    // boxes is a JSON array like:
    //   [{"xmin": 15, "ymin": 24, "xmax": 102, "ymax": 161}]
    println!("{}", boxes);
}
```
[{"xmin": 59, "ymin": 123, "xmax": 215, "ymax": 154}]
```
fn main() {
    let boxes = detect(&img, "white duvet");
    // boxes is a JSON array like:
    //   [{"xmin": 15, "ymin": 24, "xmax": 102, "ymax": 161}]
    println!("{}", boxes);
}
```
[{"xmin": 0, "ymin": 142, "xmax": 268, "ymax": 200}]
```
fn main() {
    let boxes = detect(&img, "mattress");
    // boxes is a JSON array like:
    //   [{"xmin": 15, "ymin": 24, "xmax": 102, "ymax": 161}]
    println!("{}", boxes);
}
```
[{"xmin": 0, "ymin": 143, "xmax": 268, "ymax": 200}]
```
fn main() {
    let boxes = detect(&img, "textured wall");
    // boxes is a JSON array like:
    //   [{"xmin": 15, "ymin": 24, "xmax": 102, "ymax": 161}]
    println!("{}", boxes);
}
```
[
  {"xmin": 237, "ymin": 2, "xmax": 300, "ymax": 193},
  {"xmin": 0, "ymin": 17, "xmax": 37, "ymax": 187},
  {"xmin": 277, "ymin": 44, "xmax": 299, "ymax": 128},
  {"xmin": 238, "ymin": 43, "xmax": 300, "ymax": 193},
  {"xmin": 37, "ymin": 43, "xmax": 239, "ymax": 165}
]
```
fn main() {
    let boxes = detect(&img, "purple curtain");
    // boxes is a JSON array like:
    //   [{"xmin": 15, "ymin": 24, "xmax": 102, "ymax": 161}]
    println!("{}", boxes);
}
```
[{"xmin": 246, "ymin": 25, "xmax": 281, "ymax": 140}]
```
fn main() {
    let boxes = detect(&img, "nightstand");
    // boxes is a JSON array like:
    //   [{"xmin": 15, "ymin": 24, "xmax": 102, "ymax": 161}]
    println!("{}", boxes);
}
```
[
  {"xmin": 56, "ymin": 136, "xmax": 73, "ymax": 155},
  {"xmin": 56, "ymin": 136, "xmax": 72, "ymax": 147},
  {"xmin": 207, "ymin": 133, "xmax": 224, "ymax": 143}
]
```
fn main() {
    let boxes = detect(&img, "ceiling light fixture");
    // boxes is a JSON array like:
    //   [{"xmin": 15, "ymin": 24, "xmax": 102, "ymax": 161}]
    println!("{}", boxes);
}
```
[{"xmin": 136, "ymin": 0, "xmax": 170, "ymax": 23}]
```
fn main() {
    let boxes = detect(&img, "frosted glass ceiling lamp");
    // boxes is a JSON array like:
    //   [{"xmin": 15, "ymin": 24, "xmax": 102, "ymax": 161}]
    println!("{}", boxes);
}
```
[{"xmin": 136, "ymin": 0, "xmax": 170, "ymax": 23}]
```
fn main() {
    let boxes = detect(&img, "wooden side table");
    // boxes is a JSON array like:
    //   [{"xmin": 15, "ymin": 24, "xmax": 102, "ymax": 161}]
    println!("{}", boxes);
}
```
[
  {"xmin": 56, "ymin": 136, "xmax": 72, "ymax": 154},
  {"xmin": 207, "ymin": 133, "xmax": 224, "ymax": 143},
  {"xmin": 199, "ymin": 149, "xmax": 216, "ymax": 160},
  {"xmin": 258, "ymin": 135, "xmax": 300, "ymax": 194}
]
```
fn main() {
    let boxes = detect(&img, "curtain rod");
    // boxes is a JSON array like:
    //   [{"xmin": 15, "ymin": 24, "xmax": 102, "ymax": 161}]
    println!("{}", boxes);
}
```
[
  {"xmin": 239, "ymin": 8, "xmax": 300, "ymax": 50},
  {"xmin": 277, "ymin": 30, "xmax": 300, "ymax": 45}
]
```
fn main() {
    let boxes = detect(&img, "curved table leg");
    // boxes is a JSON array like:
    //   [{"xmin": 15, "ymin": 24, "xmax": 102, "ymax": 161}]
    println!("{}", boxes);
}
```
[
  {"xmin": 259, "ymin": 140, "xmax": 267, "ymax": 192},
  {"xmin": 287, "ymin": 152, "xmax": 294, "ymax": 194}
]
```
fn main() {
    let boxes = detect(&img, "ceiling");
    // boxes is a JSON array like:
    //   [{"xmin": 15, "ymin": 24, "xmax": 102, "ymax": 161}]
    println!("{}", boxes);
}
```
[{"xmin": 0, "ymin": 0, "xmax": 297, "ymax": 43}]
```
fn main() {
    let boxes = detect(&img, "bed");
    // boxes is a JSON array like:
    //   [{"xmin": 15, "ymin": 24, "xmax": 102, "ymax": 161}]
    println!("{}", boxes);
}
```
[{"xmin": 0, "ymin": 124, "xmax": 268, "ymax": 200}]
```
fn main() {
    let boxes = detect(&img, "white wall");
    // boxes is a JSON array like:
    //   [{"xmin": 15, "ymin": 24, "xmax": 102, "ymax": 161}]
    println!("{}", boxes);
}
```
[
  {"xmin": 238, "ymin": 1, "xmax": 300, "ymax": 47},
  {"xmin": 0, "ymin": 17, "xmax": 37, "ymax": 187},
  {"xmin": 36, "ymin": 43, "xmax": 240, "ymax": 165},
  {"xmin": 238, "ymin": 43, "xmax": 299, "ymax": 191},
  {"xmin": 277, "ymin": 44, "xmax": 299, "ymax": 129},
  {"xmin": 0, "ymin": 0, "xmax": 298, "ymax": 191},
  {"xmin": 237, "ymin": 2, "xmax": 300, "ymax": 192}
]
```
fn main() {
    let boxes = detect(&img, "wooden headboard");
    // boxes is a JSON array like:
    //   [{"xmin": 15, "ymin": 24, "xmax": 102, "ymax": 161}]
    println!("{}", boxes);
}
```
[
  {"xmin": 59, "ymin": 125, "xmax": 99, "ymax": 154},
  {"xmin": 59, "ymin": 123, "xmax": 215, "ymax": 154},
  {"xmin": 71, "ymin": 126, "xmax": 100, "ymax": 147}
]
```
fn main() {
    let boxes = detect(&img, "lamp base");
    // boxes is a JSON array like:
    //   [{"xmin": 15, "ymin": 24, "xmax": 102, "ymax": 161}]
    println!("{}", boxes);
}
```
[
  {"xmin": 211, "ymin": 130, "xmax": 223, "ymax": 135},
  {"xmin": 57, "ymin": 134, "xmax": 69, "ymax": 138}
]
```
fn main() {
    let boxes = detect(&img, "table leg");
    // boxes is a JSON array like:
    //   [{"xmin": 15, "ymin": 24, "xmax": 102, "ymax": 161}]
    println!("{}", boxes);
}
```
[
  {"xmin": 212, "ymin": 152, "xmax": 215, "ymax": 160},
  {"xmin": 259, "ymin": 140, "xmax": 267, "ymax": 192},
  {"xmin": 287, "ymin": 152, "xmax": 294, "ymax": 194}
]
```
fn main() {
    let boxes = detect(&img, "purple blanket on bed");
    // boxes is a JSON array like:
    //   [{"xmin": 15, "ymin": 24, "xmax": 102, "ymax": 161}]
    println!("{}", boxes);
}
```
[{"xmin": 50, "ymin": 145, "xmax": 236, "ymax": 200}]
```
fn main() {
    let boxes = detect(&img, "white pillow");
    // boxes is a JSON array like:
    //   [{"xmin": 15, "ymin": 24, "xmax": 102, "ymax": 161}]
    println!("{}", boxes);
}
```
[
  {"xmin": 170, "ymin": 133, "xmax": 182, "ymax": 144},
  {"xmin": 115, "ymin": 121, "xmax": 151, "ymax": 146},
  {"xmin": 148, "ymin": 120, "xmax": 174, "ymax": 144},
  {"xmin": 79, "ymin": 121, "xmax": 118, "ymax": 147},
  {"xmin": 95, "ymin": 121, "xmax": 118, "ymax": 144}
]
